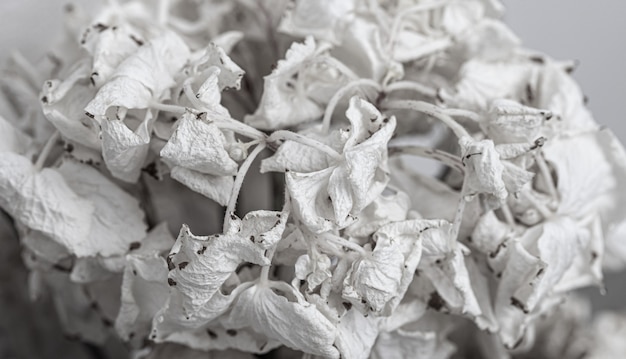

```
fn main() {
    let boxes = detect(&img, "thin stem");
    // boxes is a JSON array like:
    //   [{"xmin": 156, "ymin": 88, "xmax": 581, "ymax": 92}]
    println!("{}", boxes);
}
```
[
  {"xmin": 183, "ymin": 81, "xmax": 206, "ymax": 110},
  {"xmin": 321, "ymin": 79, "xmax": 382, "ymax": 133},
  {"xmin": 383, "ymin": 100, "xmax": 471, "ymax": 138},
  {"xmin": 451, "ymin": 177, "xmax": 469, "ymax": 240},
  {"xmin": 388, "ymin": 145, "xmax": 464, "ymax": 174},
  {"xmin": 322, "ymin": 233, "xmax": 368, "ymax": 256},
  {"xmin": 500, "ymin": 204, "xmax": 516, "ymax": 228},
  {"xmin": 259, "ymin": 246, "xmax": 276, "ymax": 286},
  {"xmin": 223, "ymin": 143, "xmax": 267, "ymax": 231},
  {"xmin": 320, "ymin": 57, "xmax": 360, "ymax": 81},
  {"xmin": 522, "ymin": 191, "xmax": 553, "ymax": 220},
  {"xmin": 386, "ymin": 1, "xmax": 453, "ymax": 55},
  {"xmin": 34, "ymin": 131, "xmax": 60, "ymax": 171},
  {"xmin": 268, "ymin": 130, "xmax": 342, "ymax": 161},
  {"xmin": 149, "ymin": 102, "xmax": 191, "ymax": 115},
  {"xmin": 385, "ymin": 80, "xmax": 437, "ymax": 98},
  {"xmin": 442, "ymin": 108, "xmax": 481, "ymax": 122},
  {"xmin": 215, "ymin": 120, "xmax": 267, "ymax": 141},
  {"xmin": 10, "ymin": 51, "xmax": 41, "ymax": 92},
  {"xmin": 534, "ymin": 152, "xmax": 559, "ymax": 200},
  {"xmin": 158, "ymin": 0, "xmax": 170, "ymax": 25}
]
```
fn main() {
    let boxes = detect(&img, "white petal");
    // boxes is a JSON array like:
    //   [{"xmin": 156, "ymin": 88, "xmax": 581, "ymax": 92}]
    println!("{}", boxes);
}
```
[
  {"xmin": 116, "ymin": 253, "xmax": 170, "ymax": 342},
  {"xmin": 223, "ymin": 283, "xmax": 340, "ymax": 358},
  {"xmin": 161, "ymin": 113, "xmax": 238, "ymax": 176},
  {"xmin": 170, "ymin": 167, "xmax": 233, "ymax": 206},
  {"xmin": 0, "ymin": 153, "xmax": 94, "ymax": 256},
  {"xmin": 101, "ymin": 116, "xmax": 151, "ymax": 182},
  {"xmin": 58, "ymin": 158, "xmax": 147, "ymax": 257},
  {"xmin": 85, "ymin": 31, "xmax": 190, "ymax": 116},
  {"xmin": 278, "ymin": 0, "xmax": 355, "ymax": 44}
]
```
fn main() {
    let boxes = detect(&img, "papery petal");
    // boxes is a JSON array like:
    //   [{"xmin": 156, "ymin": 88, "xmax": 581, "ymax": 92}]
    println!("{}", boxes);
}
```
[
  {"xmin": 0, "ymin": 153, "xmax": 94, "ymax": 256},
  {"xmin": 85, "ymin": 31, "xmax": 190, "ymax": 116},
  {"xmin": 459, "ymin": 136, "xmax": 507, "ymax": 202},
  {"xmin": 223, "ymin": 283, "xmax": 340, "ymax": 358},
  {"xmin": 154, "ymin": 211, "xmax": 287, "ymax": 335},
  {"xmin": 161, "ymin": 112, "xmax": 238, "ymax": 176},
  {"xmin": 278, "ymin": 0, "xmax": 355, "ymax": 44},
  {"xmin": 287, "ymin": 167, "xmax": 336, "ymax": 233},
  {"xmin": 483, "ymin": 99, "xmax": 550, "ymax": 144},
  {"xmin": 116, "ymin": 253, "xmax": 170, "ymax": 343},
  {"xmin": 169, "ymin": 167, "xmax": 233, "ymax": 206},
  {"xmin": 334, "ymin": 309, "xmax": 380, "ymax": 359},
  {"xmin": 101, "ymin": 115, "xmax": 151, "ymax": 182},
  {"xmin": 58, "ymin": 158, "xmax": 147, "ymax": 257}
]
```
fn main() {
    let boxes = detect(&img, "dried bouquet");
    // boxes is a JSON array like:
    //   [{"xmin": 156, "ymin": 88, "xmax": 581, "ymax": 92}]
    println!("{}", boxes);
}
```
[{"xmin": 1, "ymin": 0, "xmax": 626, "ymax": 358}]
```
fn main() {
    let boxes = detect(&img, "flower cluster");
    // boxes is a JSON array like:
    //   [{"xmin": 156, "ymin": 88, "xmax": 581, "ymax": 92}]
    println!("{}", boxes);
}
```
[{"xmin": 1, "ymin": 0, "xmax": 626, "ymax": 358}]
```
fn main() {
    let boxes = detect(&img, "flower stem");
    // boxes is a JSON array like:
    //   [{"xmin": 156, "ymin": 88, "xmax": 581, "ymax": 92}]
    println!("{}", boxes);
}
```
[
  {"xmin": 500, "ymin": 204, "xmax": 516, "ymax": 227},
  {"xmin": 451, "ymin": 177, "xmax": 469, "ymax": 240},
  {"xmin": 386, "ymin": 1, "xmax": 453, "ymax": 55},
  {"xmin": 388, "ymin": 145, "xmax": 465, "ymax": 174},
  {"xmin": 322, "ymin": 233, "xmax": 368, "ymax": 256},
  {"xmin": 158, "ymin": 0, "xmax": 170, "ymax": 25},
  {"xmin": 321, "ymin": 79, "xmax": 382, "ymax": 133},
  {"xmin": 383, "ymin": 100, "xmax": 471, "ymax": 138},
  {"xmin": 385, "ymin": 80, "xmax": 437, "ymax": 98},
  {"xmin": 522, "ymin": 190, "xmax": 553, "ymax": 220},
  {"xmin": 267, "ymin": 130, "xmax": 342, "ymax": 161},
  {"xmin": 534, "ymin": 151, "xmax": 559, "ymax": 201},
  {"xmin": 259, "ymin": 246, "xmax": 276, "ymax": 286},
  {"xmin": 223, "ymin": 143, "xmax": 267, "ymax": 231},
  {"xmin": 34, "ymin": 131, "xmax": 60, "ymax": 171},
  {"xmin": 442, "ymin": 108, "xmax": 481, "ymax": 122},
  {"xmin": 149, "ymin": 101, "xmax": 191, "ymax": 115}
]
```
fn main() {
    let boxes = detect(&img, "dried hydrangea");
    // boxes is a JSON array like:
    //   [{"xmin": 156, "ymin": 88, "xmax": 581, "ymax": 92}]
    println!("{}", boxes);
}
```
[{"xmin": 1, "ymin": 0, "xmax": 625, "ymax": 358}]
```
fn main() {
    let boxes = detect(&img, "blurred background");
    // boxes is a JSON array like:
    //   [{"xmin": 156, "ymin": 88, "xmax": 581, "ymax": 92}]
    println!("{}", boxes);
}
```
[{"xmin": 0, "ymin": 0, "xmax": 624, "ymax": 357}]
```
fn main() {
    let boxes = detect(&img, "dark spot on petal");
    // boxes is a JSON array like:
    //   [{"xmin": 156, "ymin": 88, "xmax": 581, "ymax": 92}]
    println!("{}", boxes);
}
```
[
  {"xmin": 141, "ymin": 162, "xmax": 160, "ymax": 180},
  {"xmin": 536, "ymin": 268, "xmax": 544, "ymax": 277},
  {"xmin": 129, "ymin": 242, "xmax": 141, "ymax": 251},
  {"xmin": 64, "ymin": 143, "xmax": 74, "ymax": 153},
  {"xmin": 512, "ymin": 335, "xmax": 525, "ymax": 350},
  {"xmin": 226, "ymin": 329, "xmax": 237, "ymax": 336},
  {"xmin": 178, "ymin": 262, "xmax": 189, "ymax": 270},
  {"xmin": 93, "ymin": 23, "xmax": 108, "ymax": 32},
  {"xmin": 342, "ymin": 302, "xmax": 352, "ymax": 310},
  {"xmin": 510, "ymin": 297, "xmax": 529, "ymax": 314},
  {"xmin": 197, "ymin": 246, "xmax": 207, "ymax": 255},
  {"xmin": 85, "ymin": 112, "xmax": 94, "ymax": 119},
  {"xmin": 41, "ymin": 96, "xmax": 48, "ymax": 104},
  {"xmin": 428, "ymin": 291, "xmax": 445, "ymax": 311},
  {"xmin": 207, "ymin": 329, "xmax": 218, "ymax": 339},
  {"xmin": 129, "ymin": 34, "xmax": 144, "ymax": 46},
  {"xmin": 361, "ymin": 298, "xmax": 367, "ymax": 304},
  {"xmin": 168, "ymin": 278, "xmax": 177, "ymax": 286},
  {"xmin": 250, "ymin": 235, "xmax": 255, "ymax": 242},
  {"xmin": 101, "ymin": 317, "xmax": 113, "ymax": 327},
  {"xmin": 259, "ymin": 342, "xmax": 268, "ymax": 351},
  {"xmin": 166, "ymin": 256, "xmax": 175, "ymax": 271}
]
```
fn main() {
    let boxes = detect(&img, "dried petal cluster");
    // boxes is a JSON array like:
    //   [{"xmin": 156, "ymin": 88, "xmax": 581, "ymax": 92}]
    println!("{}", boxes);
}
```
[{"xmin": 1, "ymin": 0, "xmax": 625, "ymax": 358}]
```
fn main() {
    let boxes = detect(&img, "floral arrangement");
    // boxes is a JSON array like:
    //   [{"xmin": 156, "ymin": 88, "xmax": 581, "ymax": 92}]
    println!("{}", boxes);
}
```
[{"xmin": 1, "ymin": 0, "xmax": 626, "ymax": 358}]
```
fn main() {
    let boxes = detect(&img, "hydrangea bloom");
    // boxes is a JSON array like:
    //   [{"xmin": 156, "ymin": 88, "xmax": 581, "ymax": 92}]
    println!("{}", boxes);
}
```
[{"xmin": 0, "ymin": 0, "xmax": 625, "ymax": 358}]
